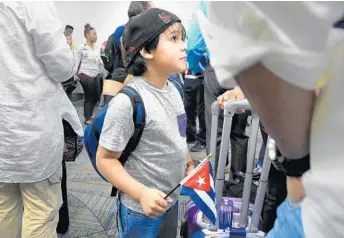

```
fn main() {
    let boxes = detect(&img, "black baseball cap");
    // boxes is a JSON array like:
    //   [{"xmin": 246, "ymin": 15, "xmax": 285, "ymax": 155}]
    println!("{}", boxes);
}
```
[{"xmin": 122, "ymin": 8, "xmax": 181, "ymax": 68}]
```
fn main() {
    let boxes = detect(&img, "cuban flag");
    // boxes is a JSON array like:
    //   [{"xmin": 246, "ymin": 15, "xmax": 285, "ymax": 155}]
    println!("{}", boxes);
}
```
[{"xmin": 181, "ymin": 159, "xmax": 217, "ymax": 225}]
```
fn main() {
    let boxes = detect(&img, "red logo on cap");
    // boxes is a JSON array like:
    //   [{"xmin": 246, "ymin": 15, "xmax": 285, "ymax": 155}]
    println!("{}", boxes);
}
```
[
  {"xmin": 129, "ymin": 46, "xmax": 135, "ymax": 53},
  {"xmin": 159, "ymin": 12, "xmax": 171, "ymax": 23}
]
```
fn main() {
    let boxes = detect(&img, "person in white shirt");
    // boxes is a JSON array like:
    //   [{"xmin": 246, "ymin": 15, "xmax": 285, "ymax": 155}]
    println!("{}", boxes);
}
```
[
  {"xmin": 197, "ymin": 2, "xmax": 344, "ymax": 237},
  {"xmin": 0, "ymin": 2, "xmax": 83, "ymax": 237},
  {"xmin": 77, "ymin": 23, "xmax": 104, "ymax": 125}
]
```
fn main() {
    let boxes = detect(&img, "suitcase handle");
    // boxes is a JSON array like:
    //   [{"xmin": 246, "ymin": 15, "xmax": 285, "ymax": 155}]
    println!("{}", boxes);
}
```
[
  {"xmin": 212, "ymin": 99, "xmax": 256, "ymax": 230},
  {"xmin": 209, "ymin": 100, "xmax": 252, "ymax": 173},
  {"xmin": 223, "ymin": 99, "xmax": 252, "ymax": 115}
]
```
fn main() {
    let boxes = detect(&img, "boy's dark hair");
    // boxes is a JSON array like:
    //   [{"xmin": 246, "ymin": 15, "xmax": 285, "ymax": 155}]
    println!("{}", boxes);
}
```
[
  {"xmin": 127, "ymin": 1, "xmax": 151, "ymax": 19},
  {"xmin": 123, "ymin": 8, "xmax": 185, "ymax": 76},
  {"xmin": 65, "ymin": 25, "xmax": 74, "ymax": 31},
  {"xmin": 84, "ymin": 23, "xmax": 95, "ymax": 38},
  {"xmin": 127, "ymin": 36, "xmax": 160, "ymax": 76}
]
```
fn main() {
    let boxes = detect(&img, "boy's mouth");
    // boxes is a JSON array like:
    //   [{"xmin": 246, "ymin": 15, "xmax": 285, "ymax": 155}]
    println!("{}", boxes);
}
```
[{"xmin": 180, "ymin": 56, "xmax": 187, "ymax": 60}]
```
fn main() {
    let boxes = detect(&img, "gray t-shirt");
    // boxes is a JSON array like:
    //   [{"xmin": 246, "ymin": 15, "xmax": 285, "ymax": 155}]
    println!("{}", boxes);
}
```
[{"xmin": 99, "ymin": 77, "xmax": 188, "ymax": 213}]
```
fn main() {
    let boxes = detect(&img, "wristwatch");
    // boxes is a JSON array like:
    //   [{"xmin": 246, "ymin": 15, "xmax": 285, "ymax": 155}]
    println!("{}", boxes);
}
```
[{"xmin": 268, "ymin": 139, "xmax": 310, "ymax": 177}]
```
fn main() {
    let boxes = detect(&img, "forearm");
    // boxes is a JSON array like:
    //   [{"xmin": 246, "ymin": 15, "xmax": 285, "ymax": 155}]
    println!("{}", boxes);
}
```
[
  {"xmin": 236, "ymin": 63, "xmax": 315, "ymax": 159},
  {"xmin": 97, "ymin": 156, "xmax": 146, "ymax": 202},
  {"xmin": 185, "ymin": 152, "xmax": 195, "ymax": 176}
]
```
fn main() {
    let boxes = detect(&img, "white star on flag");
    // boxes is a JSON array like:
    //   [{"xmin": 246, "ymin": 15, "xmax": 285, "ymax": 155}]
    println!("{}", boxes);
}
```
[{"xmin": 196, "ymin": 176, "xmax": 206, "ymax": 188}]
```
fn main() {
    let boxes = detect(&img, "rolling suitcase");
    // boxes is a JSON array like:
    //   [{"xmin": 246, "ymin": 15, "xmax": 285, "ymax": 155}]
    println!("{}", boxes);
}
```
[{"xmin": 182, "ymin": 99, "xmax": 272, "ymax": 237}]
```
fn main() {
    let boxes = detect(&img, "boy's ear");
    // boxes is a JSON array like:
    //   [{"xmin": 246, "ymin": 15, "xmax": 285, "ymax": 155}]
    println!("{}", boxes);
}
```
[{"xmin": 139, "ymin": 48, "xmax": 153, "ymax": 60}]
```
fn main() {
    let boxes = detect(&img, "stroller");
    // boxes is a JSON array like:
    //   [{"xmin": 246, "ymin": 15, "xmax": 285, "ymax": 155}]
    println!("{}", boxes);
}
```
[{"xmin": 181, "ymin": 99, "xmax": 272, "ymax": 237}]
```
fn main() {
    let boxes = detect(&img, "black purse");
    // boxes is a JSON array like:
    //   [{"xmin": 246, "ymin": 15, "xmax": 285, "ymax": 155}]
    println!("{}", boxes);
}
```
[
  {"xmin": 62, "ymin": 77, "xmax": 78, "ymax": 95},
  {"xmin": 63, "ymin": 120, "xmax": 83, "ymax": 162}
]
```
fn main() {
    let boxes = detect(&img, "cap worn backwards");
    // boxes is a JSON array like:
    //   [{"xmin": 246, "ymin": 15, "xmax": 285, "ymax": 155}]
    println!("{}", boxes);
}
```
[{"xmin": 122, "ymin": 8, "xmax": 181, "ymax": 68}]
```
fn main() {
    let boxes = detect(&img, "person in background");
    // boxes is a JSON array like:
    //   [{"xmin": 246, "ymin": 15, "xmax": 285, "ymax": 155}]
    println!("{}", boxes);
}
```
[
  {"xmin": 199, "ymin": 2, "xmax": 344, "ymax": 237},
  {"xmin": 187, "ymin": 1, "xmax": 249, "ymax": 183},
  {"xmin": 182, "ymin": 70, "xmax": 206, "ymax": 152},
  {"xmin": 102, "ymin": 68, "xmax": 128, "ymax": 105},
  {"xmin": 64, "ymin": 24, "xmax": 77, "ymax": 51},
  {"xmin": 77, "ymin": 23, "xmax": 104, "ymax": 125},
  {"xmin": 101, "ymin": 1, "xmax": 154, "ymax": 101},
  {"xmin": 97, "ymin": 8, "xmax": 192, "ymax": 238},
  {"xmin": 185, "ymin": 7, "xmax": 207, "ymax": 152},
  {"xmin": 62, "ymin": 24, "xmax": 78, "ymax": 97},
  {"xmin": 0, "ymin": 2, "xmax": 83, "ymax": 237},
  {"xmin": 168, "ymin": 71, "xmax": 185, "ymax": 88}
]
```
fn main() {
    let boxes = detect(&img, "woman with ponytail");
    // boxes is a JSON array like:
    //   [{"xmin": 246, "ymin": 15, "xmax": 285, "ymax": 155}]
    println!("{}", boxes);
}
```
[{"xmin": 77, "ymin": 23, "xmax": 104, "ymax": 125}]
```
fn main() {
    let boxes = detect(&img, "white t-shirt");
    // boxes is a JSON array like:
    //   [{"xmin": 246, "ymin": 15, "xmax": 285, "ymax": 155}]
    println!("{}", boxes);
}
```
[
  {"xmin": 199, "ymin": 2, "xmax": 344, "ymax": 237},
  {"xmin": 77, "ymin": 44, "xmax": 103, "ymax": 78}
]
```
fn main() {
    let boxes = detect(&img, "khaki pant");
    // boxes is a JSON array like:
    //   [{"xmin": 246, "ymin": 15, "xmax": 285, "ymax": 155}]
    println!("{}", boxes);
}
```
[{"xmin": 0, "ymin": 168, "xmax": 62, "ymax": 238}]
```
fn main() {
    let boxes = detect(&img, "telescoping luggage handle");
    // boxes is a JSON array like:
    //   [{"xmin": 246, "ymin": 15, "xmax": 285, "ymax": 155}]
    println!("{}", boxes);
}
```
[{"xmin": 209, "ymin": 99, "xmax": 272, "ymax": 233}]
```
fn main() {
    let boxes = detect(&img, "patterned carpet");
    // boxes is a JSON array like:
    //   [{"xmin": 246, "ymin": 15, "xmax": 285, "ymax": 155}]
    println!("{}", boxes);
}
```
[{"xmin": 59, "ymin": 95, "xmax": 262, "ymax": 238}]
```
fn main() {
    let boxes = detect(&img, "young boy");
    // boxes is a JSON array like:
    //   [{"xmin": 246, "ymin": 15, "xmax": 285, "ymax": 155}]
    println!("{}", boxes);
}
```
[{"xmin": 96, "ymin": 8, "xmax": 194, "ymax": 238}]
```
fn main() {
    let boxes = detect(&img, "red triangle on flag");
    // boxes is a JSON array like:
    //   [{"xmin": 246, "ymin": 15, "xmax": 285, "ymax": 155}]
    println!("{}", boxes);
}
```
[{"xmin": 183, "ymin": 161, "xmax": 211, "ymax": 192}]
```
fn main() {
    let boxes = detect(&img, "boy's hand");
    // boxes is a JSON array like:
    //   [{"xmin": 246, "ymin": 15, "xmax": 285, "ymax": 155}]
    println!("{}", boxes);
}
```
[
  {"xmin": 185, "ymin": 164, "xmax": 195, "ymax": 177},
  {"xmin": 139, "ymin": 187, "xmax": 173, "ymax": 219}
]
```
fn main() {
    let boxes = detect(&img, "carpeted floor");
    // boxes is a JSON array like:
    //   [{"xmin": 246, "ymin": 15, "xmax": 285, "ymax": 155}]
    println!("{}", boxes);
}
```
[{"xmin": 58, "ymin": 95, "xmax": 262, "ymax": 238}]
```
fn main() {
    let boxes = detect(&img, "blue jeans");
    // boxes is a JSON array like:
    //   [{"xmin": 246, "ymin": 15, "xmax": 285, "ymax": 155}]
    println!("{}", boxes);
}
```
[{"xmin": 117, "ymin": 201, "xmax": 179, "ymax": 238}]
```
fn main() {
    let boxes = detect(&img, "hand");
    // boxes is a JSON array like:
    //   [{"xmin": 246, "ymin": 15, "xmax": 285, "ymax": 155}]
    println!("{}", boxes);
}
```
[
  {"xmin": 139, "ymin": 187, "xmax": 173, "ymax": 219},
  {"xmin": 63, "ymin": 144, "xmax": 68, "ymax": 152},
  {"xmin": 185, "ymin": 164, "xmax": 195, "ymax": 177},
  {"xmin": 217, "ymin": 87, "xmax": 246, "ymax": 111},
  {"xmin": 287, "ymin": 177, "xmax": 305, "ymax": 203}
]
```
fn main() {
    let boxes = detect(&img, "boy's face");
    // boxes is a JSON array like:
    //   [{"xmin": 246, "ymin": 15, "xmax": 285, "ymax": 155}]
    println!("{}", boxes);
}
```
[{"xmin": 150, "ymin": 23, "xmax": 187, "ymax": 74}]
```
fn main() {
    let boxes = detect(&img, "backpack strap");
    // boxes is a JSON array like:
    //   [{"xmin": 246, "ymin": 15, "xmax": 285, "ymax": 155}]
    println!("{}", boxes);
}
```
[
  {"xmin": 117, "ymin": 86, "xmax": 146, "ymax": 164},
  {"xmin": 168, "ymin": 75, "xmax": 184, "ymax": 99}
]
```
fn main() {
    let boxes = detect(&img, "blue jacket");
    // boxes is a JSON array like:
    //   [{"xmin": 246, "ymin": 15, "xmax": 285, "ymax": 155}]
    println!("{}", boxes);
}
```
[{"xmin": 186, "ymin": 1, "xmax": 209, "ymax": 75}]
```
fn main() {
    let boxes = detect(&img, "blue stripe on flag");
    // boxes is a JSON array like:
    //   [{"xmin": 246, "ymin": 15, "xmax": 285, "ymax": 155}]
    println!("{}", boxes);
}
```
[
  {"xmin": 182, "ymin": 186, "xmax": 217, "ymax": 225},
  {"xmin": 207, "ymin": 187, "xmax": 216, "ymax": 201}
]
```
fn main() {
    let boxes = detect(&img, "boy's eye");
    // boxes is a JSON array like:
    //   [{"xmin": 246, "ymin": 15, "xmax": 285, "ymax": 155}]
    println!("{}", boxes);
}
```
[{"xmin": 172, "ymin": 35, "xmax": 178, "ymax": 42}]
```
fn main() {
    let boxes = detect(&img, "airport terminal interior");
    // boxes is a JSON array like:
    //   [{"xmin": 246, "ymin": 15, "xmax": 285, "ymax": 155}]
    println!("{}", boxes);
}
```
[{"xmin": 2, "ymin": 1, "xmax": 342, "ymax": 238}]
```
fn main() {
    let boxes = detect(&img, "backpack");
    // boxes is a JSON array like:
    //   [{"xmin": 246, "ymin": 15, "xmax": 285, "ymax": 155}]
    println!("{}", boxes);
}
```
[
  {"xmin": 84, "ymin": 77, "xmax": 183, "ymax": 196},
  {"xmin": 103, "ymin": 25, "xmax": 126, "ymax": 73}
]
